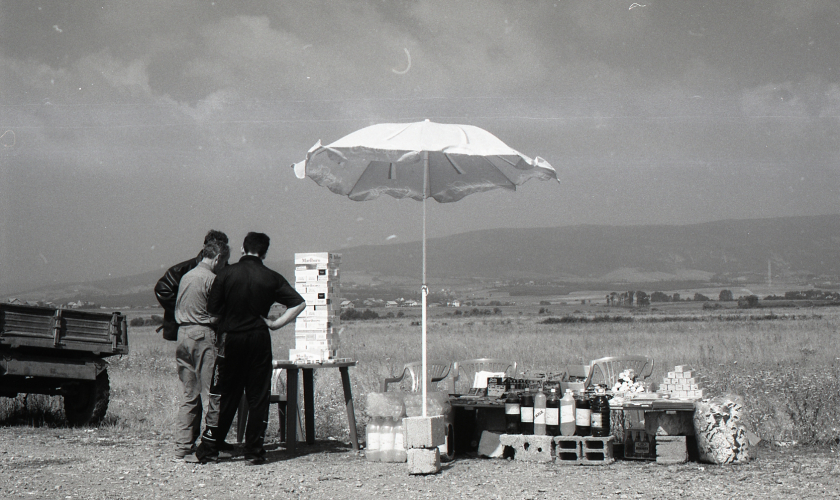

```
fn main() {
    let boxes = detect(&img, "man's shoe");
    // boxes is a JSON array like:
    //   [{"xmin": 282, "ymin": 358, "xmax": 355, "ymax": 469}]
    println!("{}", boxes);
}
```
[
  {"xmin": 217, "ymin": 441, "xmax": 235, "ymax": 452},
  {"xmin": 243, "ymin": 449, "xmax": 267, "ymax": 465},
  {"xmin": 173, "ymin": 443, "xmax": 197, "ymax": 459},
  {"xmin": 244, "ymin": 454, "xmax": 267, "ymax": 465},
  {"xmin": 183, "ymin": 452, "xmax": 218, "ymax": 464}
]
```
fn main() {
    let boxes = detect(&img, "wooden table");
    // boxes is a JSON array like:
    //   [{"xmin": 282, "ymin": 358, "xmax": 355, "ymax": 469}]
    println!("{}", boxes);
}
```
[{"xmin": 274, "ymin": 360, "xmax": 359, "ymax": 454}]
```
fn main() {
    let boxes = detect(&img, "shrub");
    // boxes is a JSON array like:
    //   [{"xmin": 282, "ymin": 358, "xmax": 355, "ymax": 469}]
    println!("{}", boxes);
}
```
[
  {"xmin": 340, "ymin": 309, "xmax": 380, "ymax": 321},
  {"xmin": 149, "ymin": 315, "xmax": 163, "ymax": 325},
  {"xmin": 129, "ymin": 317, "xmax": 146, "ymax": 327}
]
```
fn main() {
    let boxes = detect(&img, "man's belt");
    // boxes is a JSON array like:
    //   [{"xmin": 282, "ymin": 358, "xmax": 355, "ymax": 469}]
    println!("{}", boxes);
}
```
[{"xmin": 177, "ymin": 322, "xmax": 216, "ymax": 328}]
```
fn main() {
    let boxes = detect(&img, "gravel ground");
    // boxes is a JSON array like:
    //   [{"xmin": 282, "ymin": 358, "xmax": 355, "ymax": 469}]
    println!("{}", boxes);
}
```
[{"xmin": 1, "ymin": 427, "xmax": 839, "ymax": 499}]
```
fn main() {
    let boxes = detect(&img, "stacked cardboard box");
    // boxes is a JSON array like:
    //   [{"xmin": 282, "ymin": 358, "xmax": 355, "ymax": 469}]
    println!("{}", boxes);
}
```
[
  {"xmin": 657, "ymin": 365, "xmax": 705, "ymax": 400},
  {"xmin": 290, "ymin": 252, "xmax": 341, "ymax": 363}
]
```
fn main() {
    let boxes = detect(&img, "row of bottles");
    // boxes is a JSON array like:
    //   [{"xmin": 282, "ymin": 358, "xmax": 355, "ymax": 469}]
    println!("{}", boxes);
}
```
[
  {"xmin": 504, "ymin": 386, "xmax": 611, "ymax": 437},
  {"xmin": 365, "ymin": 416, "xmax": 407, "ymax": 462}
]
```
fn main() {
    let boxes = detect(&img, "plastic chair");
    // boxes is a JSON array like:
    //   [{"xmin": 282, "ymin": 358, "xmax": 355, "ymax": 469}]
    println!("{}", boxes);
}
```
[
  {"xmin": 451, "ymin": 358, "xmax": 517, "ymax": 394},
  {"xmin": 381, "ymin": 361, "xmax": 452, "ymax": 393},
  {"xmin": 585, "ymin": 356, "xmax": 654, "ymax": 389}
]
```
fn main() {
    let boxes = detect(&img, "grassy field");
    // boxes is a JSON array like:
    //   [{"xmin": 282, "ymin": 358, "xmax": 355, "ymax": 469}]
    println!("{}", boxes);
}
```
[{"xmin": 2, "ymin": 305, "xmax": 839, "ymax": 448}]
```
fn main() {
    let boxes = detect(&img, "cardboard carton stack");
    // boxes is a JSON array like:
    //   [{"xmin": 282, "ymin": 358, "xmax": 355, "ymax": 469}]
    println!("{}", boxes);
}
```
[
  {"xmin": 290, "ymin": 252, "xmax": 341, "ymax": 363},
  {"xmin": 658, "ymin": 365, "xmax": 705, "ymax": 400}
]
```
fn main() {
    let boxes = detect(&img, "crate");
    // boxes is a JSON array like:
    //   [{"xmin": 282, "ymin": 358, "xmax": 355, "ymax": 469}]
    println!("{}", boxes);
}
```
[{"xmin": 624, "ymin": 429, "xmax": 655, "ymax": 460}]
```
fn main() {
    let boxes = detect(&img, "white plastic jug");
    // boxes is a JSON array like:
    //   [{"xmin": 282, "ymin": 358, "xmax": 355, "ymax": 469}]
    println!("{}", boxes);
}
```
[
  {"xmin": 393, "ymin": 418, "xmax": 407, "ymax": 462},
  {"xmin": 365, "ymin": 416, "xmax": 383, "ymax": 462},
  {"xmin": 379, "ymin": 417, "xmax": 396, "ymax": 462}
]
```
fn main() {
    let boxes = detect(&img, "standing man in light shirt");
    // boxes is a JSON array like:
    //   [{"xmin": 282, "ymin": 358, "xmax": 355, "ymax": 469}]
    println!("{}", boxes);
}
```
[{"xmin": 173, "ymin": 239, "xmax": 230, "ymax": 460}]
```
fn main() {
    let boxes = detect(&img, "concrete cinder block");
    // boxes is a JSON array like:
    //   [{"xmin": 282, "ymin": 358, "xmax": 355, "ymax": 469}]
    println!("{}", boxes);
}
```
[
  {"xmin": 404, "ymin": 415, "xmax": 445, "ymax": 449},
  {"xmin": 499, "ymin": 434, "xmax": 554, "ymax": 463},
  {"xmin": 553, "ymin": 436, "xmax": 582, "ymax": 464},
  {"xmin": 407, "ymin": 448, "xmax": 441, "ymax": 475},
  {"xmin": 581, "ymin": 436, "xmax": 615, "ymax": 465},
  {"xmin": 656, "ymin": 435, "xmax": 688, "ymax": 464}
]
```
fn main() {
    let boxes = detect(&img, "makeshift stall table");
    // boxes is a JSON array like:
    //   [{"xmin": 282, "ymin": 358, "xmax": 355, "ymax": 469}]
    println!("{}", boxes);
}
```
[{"xmin": 237, "ymin": 360, "xmax": 359, "ymax": 454}]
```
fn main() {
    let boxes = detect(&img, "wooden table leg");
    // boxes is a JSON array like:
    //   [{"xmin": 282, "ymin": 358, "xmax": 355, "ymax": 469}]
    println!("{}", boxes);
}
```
[
  {"xmin": 285, "ymin": 368, "xmax": 298, "ymax": 453},
  {"xmin": 339, "ymin": 366, "xmax": 359, "ymax": 452},
  {"xmin": 236, "ymin": 394, "xmax": 248, "ymax": 444},
  {"xmin": 303, "ymin": 368, "xmax": 315, "ymax": 445}
]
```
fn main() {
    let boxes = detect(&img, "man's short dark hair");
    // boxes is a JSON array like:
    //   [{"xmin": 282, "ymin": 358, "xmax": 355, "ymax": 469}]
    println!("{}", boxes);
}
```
[
  {"xmin": 204, "ymin": 230, "xmax": 228, "ymax": 245},
  {"xmin": 243, "ymin": 232, "xmax": 270, "ymax": 258},
  {"xmin": 202, "ymin": 240, "xmax": 230, "ymax": 261}
]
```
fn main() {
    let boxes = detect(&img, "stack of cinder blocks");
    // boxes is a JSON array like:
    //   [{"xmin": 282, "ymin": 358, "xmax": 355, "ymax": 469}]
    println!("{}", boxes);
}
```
[
  {"xmin": 290, "ymin": 252, "xmax": 341, "ymax": 362},
  {"xmin": 404, "ymin": 415, "xmax": 445, "ymax": 474}
]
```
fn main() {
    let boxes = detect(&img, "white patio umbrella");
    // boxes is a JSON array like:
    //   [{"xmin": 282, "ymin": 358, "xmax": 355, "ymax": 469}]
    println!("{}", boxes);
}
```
[{"xmin": 293, "ymin": 120, "xmax": 559, "ymax": 415}]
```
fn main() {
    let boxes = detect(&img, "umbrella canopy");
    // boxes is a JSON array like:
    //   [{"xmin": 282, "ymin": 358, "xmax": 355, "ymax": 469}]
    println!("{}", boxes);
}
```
[
  {"xmin": 293, "ymin": 120, "xmax": 558, "ymax": 416},
  {"xmin": 293, "ymin": 120, "xmax": 557, "ymax": 203}
]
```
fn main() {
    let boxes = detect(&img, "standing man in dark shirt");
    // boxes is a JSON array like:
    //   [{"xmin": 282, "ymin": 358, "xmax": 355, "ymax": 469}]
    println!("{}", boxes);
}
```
[
  {"xmin": 192, "ymin": 232, "xmax": 305, "ymax": 465},
  {"xmin": 154, "ymin": 230, "xmax": 229, "ymax": 342}
]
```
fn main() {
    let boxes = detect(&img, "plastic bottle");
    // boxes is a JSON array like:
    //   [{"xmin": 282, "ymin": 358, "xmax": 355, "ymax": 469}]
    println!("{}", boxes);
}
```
[
  {"xmin": 366, "ymin": 416, "xmax": 382, "ymax": 462},
  {"xmin": 590, "ymin": 387, "xmax": 610, "ymax": 437},
  {"xmin": 575, "ymin": 392, "xmax": 591, "ymax": 436},
  {"xmin": 533, "ymin": 387, "xmax": 547, "ymax": 435},
  {"xmin": 519, "ymin": 388, "xmax": 534, "ymax": 435},
  {"xmin": 504, "ymin": 391, "xmax": 521, "ymax": 434},
  {"xmin": 379, "ymin": 417, "xmax": 395, "ymax": 462},
  {"xmin": 560, "ymin": 389, "xmax": 577, "ymax": 436},
  {"xmin": 392, "ymin": 418, "xmax": 407, "ymax": 462},
  {"xmin": 545, "ymin": 388, "xmax": 560, "ymax": 436}
]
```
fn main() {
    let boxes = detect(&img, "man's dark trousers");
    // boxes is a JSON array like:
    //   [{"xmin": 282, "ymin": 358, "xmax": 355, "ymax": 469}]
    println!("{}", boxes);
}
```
[{"xmin": 200, "ymin": 329, "xmax": 272, "ymax": 457}]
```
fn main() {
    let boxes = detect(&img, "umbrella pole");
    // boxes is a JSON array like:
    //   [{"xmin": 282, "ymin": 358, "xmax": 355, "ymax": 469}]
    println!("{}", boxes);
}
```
[{"xmin": 421, "ymin": 151, "xmax": 428, "ymax": 418}]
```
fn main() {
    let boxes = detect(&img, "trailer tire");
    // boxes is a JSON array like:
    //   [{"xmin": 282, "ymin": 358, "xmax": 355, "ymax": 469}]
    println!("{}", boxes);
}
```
[{"xmin": 64, "ymin": 370, "xmax": 110, "ymax": 426}]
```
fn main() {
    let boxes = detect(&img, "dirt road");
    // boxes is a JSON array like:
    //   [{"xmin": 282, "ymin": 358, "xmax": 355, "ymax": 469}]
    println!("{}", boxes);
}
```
[{"xmin": 1, "ymin": 428, "xmax": 838, "ymax": 499}]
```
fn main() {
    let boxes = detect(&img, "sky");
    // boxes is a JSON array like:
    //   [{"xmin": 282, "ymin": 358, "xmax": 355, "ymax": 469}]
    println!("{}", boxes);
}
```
[{"xmin": 1, "ymin": 1, "xmax": 839, "ymax": 293}]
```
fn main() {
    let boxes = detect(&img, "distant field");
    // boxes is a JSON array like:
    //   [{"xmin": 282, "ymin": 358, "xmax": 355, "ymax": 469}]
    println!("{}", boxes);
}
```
[{"xmin": 2, "ymin": 306, "xmax": 839, "ymax": 448}]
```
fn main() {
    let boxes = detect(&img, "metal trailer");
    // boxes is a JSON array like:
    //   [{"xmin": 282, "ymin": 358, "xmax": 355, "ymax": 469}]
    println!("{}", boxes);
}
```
[{"xmin": 0, "ymin": 303, "xmax": 128, "ymax": 425}]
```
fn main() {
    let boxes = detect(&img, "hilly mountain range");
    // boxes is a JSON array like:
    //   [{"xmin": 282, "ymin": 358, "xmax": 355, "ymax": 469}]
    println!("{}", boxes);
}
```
[{"xmin": 4, "ymin": 214, "xmax": 839, "ymax": 307}]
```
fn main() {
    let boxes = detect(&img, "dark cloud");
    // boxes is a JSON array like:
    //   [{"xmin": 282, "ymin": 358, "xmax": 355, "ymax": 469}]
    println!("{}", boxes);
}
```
[{"xmin": 1, "ymin": 1, "xmax": 838, "ymax": 291}]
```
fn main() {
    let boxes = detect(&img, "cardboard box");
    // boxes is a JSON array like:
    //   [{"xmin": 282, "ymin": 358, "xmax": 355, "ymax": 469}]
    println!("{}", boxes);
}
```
[
  {"xmin": 295, "ymin": 317, "xmax": 339, "ymax": 330},
  {"xmin": 296, "ymin": 282, "xmax": 340, "ymax": 294},
  {"xmin": 298, "ymin": 304, "xmax": 341, "ymax": 317},
  {"xmin": 296, "ymin": 262, "xmax": 339, "ymax": 271},
  {"xmin": 294, "ymin": 252, "xmax": 341, "ymax": 265},
  {"xmin": 289, "ymin": 348, "xmax": 338, "ymax": 362},
  {"xmin": 295, "ymin": 331, "xmax": 340, "ymax": 341},
  {"xmin": 297, "ymin": 340, "xmax": 339, "ymax": 350},
  {"xmin": 299, "ymin": 293, "xmax": 332, "ymax": 306},
  {"xmin": 295, "ymin": 269, "xmax": 340, "ymax": 282}
]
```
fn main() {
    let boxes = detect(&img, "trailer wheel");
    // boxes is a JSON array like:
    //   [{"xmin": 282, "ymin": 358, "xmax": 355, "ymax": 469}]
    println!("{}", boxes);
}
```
[{"xmin": 64, "ymin": 370, "xmax": 110, "ymax": 426}]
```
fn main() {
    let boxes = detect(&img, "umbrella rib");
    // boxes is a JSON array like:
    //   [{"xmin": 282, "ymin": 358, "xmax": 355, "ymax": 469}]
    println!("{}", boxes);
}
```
[
  {"xmin": 443, "ymin": 153, "xmax": 466, "ymax": 175},
  {"xmin": 385, "ymin": 122, "xmax": 415, "ymax": 142},
  {"xmin": 481, "ymin": 156, "xmax": 517, "ymax": 187},
  {"xmin": 494, "ymin": 155, "xmax": 519, "ymax": 167}
]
